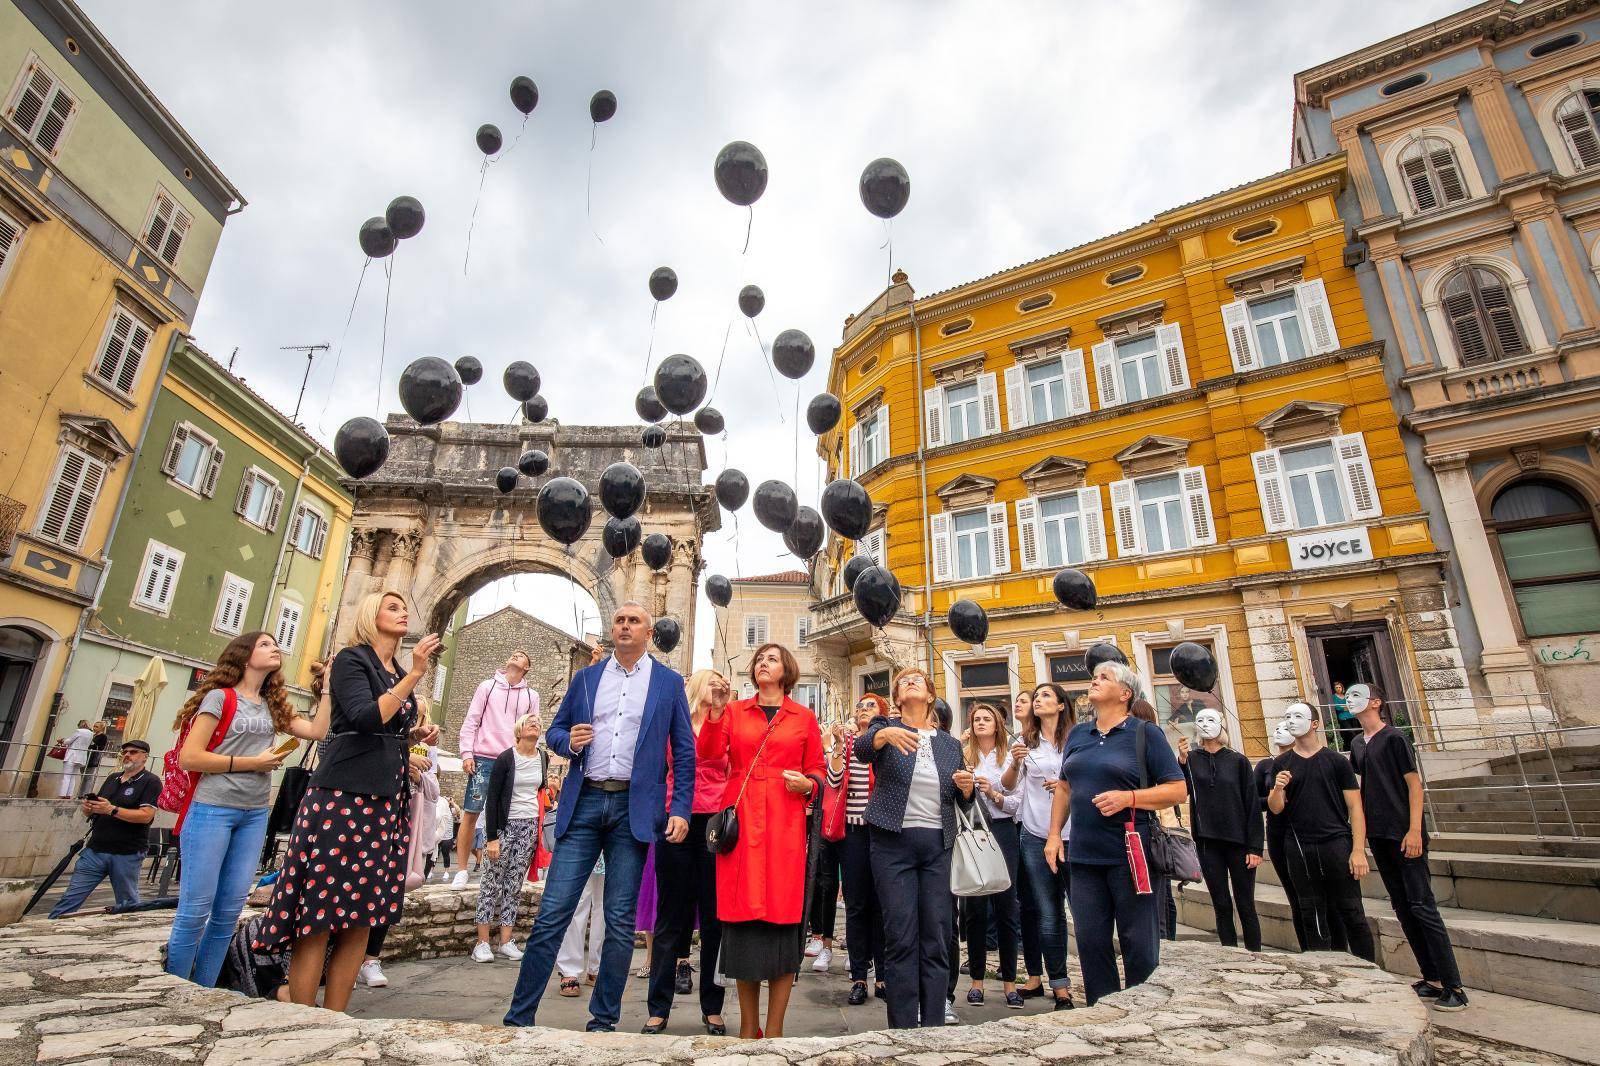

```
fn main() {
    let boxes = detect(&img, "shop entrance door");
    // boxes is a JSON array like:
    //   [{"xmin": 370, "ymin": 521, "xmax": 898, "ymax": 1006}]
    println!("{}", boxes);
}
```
[{"xmin": 1305, "ymin": 621, "xmax": 1407, "ymax": 750}]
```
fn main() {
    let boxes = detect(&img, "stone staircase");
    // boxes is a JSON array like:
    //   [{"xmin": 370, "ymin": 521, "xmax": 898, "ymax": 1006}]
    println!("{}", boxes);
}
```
[{"xmin": 1421, "ymin": 743, "xmax": 1600, "ymax": 838}]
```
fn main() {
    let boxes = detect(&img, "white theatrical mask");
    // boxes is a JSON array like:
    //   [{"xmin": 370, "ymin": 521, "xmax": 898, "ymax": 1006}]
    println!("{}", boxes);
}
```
[
  {"xmin": 1282, "ymin": 702, "xmax": 1315, "ymax": 738},
  {"xmin": 1194, "ymin": 708, "xmax": 1224, "ymax": 741},
  {"xmin": 1270, "ymin": 721, "xmax": 1295, "ymax": 751}
]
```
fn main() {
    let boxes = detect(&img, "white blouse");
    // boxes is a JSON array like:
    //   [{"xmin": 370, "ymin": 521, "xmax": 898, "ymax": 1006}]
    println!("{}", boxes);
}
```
[
  {"xmin": 971, "ymin": 747, "xmax": 1021, "ymax": 822},
  {"xmin": 1016, "ymin": 738, "xmax": 1065, "ymax": 840}
]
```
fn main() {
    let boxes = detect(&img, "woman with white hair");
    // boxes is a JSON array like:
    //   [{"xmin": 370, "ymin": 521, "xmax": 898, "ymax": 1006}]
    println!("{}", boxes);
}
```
[
  {"xmin": 471, "ymin": 712, "xmax": 549, "ymax": 963},
  {"xmin": 1177, "ymin": 708, "xmax": 1262, "ymax": 951}
]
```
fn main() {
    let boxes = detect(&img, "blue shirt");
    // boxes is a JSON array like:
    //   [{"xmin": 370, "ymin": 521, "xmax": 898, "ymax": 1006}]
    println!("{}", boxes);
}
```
[{"xmin": 1062, "ymin": 717, "xmax": 1183, "ymax": 866}]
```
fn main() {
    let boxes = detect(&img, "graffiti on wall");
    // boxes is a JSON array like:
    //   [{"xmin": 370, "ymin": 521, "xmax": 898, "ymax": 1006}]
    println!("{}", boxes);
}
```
[{"xmin": 1537, "ymin": 635, "xmax": 1594, "ymax": 665}]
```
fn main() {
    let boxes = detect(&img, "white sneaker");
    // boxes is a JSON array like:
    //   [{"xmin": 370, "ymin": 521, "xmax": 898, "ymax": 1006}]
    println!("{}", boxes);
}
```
[
  {"xmin": 944, "ymin": 998, "xmax": 957, "ymax": 1024},
  {"xmin": 470, "ymin": 941, "xmax": 494, "ymax": 963},
  {"xmin": 498, "ymin": 941, "xmax": 524, "ymax": 961},
  {"xmin": 451, "ymin": 870, "xmax": 470, "ymax": 889},
  {"xmin": 357, "ymin": 960, "xmax": 388, "ymax": 987},
  {"xmin": 811, "ymin": 947, "xmax": 832, "ymax": 972},
  {"xmin": 804, "ymin": 936, "xmax": 822, "ymax": 957}
]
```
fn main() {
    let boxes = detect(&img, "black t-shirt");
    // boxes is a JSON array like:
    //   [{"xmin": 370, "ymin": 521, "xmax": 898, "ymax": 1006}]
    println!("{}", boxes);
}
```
[
  {"xmin": 1272, "ymin": 746, "xmax": 1358, "ymax": 844},
  {"xmin": 86, "ymin": 769, "xmax": 161, "ymax": 855},
  {"xmin": 1350, "ymin": 725, "xmax": 1418, "ymax": 843},
  {"xmin": 1254, "ymin": 756, "xmax": 1283, "ymax": 841}
]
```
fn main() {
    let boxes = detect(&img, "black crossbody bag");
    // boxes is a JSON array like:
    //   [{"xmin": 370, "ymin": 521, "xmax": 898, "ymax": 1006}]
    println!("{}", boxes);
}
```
[
  {"xmin": 1135, "ymin": 721, "xmax": 1202, "ymax": 883},
  {"xmin": 705, "ymin": 714, "xmax": 780, "ymax": 856}
]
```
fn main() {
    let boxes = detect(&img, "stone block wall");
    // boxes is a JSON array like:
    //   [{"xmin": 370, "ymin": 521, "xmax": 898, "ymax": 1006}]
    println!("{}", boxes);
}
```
[{"xmin": 0, "ymin": 798, "xmax": 88, "ymax": 879}]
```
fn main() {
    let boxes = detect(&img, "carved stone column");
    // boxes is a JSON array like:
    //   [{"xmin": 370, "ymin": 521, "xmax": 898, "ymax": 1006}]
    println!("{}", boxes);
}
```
[
  {"xmin": 333, "ymin": 526, "xmax": 381, "ymax": 646},
  {"xmin": 384, "ymin": 529, "xmax": 424, "ymax": 622}
]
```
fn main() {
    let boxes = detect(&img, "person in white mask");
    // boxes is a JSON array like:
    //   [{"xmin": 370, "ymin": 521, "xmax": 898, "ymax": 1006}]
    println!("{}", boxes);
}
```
[
  {"xmin": 1254, "ymin": 721, "xmax": 1324, "ymax": 952},
  {"xmin": 1176, "ymin": 709, "xmax": 1261, "ymax": 951}
]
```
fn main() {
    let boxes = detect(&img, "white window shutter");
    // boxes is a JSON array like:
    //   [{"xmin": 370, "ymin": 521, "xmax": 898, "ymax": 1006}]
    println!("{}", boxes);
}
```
[
  {"xmin": 848, "ymin": 424, "xmax": 861, "ymax": 477},
  {"xmin": 1334, "ymin": 433, "xmax": 1381, "ymax": 519},
  {"xmin": 1092, "ymin": 340, "xmax": 1120, "ymax": 408},
  {"xmin": 930, "ymin": 512, "xmax": 953, "ymax": 583},
  {"xmin": 877, "ymin": 406, "xmax": 890, "ymax": 456},
  {"xmin": 1003, "ymin": 365, "xmax": 1029, "ymax": 429},
  {"xmin": 39, "ymin": 450, "xmax": 85, "ymax": 543},
  {"xmin": 859, "ymin": 528, "xmax": 884, "ymax": 564},
  {"xmin": 310, "ymin": 514, "xmax": 328, "ymax": 559},
  {"xmin": 986, "ymin": 502, "xmax": 1011, "ymax": 574},
  {"xmin": 1077, "ymin": 486, "xmax": 1108, "ymax": 561},
  {"xmin": 234, "ymin": 470, "xmax": 254, "ymax": 516},
  {"xmin": 977, "ymin": 372, "xmax": 1001, "ymax": 436},
  {"xmin": 923, "ymin": 386, "xmax": 945, "ymax": 448},
  {"xmin": 1156, "ymin": 323, "xmax": 1190, "ymax": 391},
  {"xmin": 8, "ymin": 62, "xmax": 51, "ymax": 137},
  {"xmin": 200, "ymin": 447, "xmax": 224, "ymax": 498},
  {"xmin": 35, "ymin": 84, "xmax": 75, "ymax": 155},
  {"xmin": 1180, "ymin": 466, "xmax": 1216, "ymax": 547},
  {"xmin": 61, "ymin": 455, "xmax": 104, "ymax": 550},
  {"xmin": 1294, "ymin": 279, "xmax": 1339, "ymax": 354},
  {"xmin": 1221, "ymin": 300, "xmax": 1258, "ymax": 372},
  {"xmin": 1063, "ymin": 349, "xmax": 1090, "ymax": 414},
  {"xmin": 1110, "ymin": 479, "xmax": 1142, "ymax": 556},
  {"xmin": 1251, "ymin": 449, "xmax": 1292, "ymax": 532},
  {"xmin": 0, "ymin": 210, "xmax": 24, "ymax": 278},
  {"xmin": 1014, "ymin": 497, "xmax": 1041, "ymax": 570},
  {"xmin": 265, "ymin": 486, "xmax": 284, "ymax": 533},
  {"xmin": 161, "ymin": 424, "xmax": 189, "ymax": 477},
  {"xmin": 96, "ymin": 311, "xmax": 132, "ymax": 387}
]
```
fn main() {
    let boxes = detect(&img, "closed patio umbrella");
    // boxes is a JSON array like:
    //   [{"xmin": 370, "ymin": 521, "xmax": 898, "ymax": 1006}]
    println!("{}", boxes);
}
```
[{"xmin": 124, "ymin": 656, "xmax": 167, "ymax": 740}]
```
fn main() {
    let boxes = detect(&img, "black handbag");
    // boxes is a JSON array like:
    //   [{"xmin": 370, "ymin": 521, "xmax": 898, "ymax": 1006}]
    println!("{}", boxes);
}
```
[
  {"xmin": 1135, "ymin": 720, "xmax": 1202, "ymax": 883},
  {"xmin": 706, "ymin": 713, "xmax": 780, "ymax": 856}
]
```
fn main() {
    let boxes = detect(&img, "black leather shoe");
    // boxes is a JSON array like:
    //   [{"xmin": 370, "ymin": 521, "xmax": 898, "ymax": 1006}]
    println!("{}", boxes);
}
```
[
  {"xmin": 702, "ymin": 1014, "xmax": 726, "ymax": 1036},
  {"xmin": 1053, "ymin": 992, "xmax": 1076, "ymax": 1011},
  {"xmin": 1018, "ymin": 984, "xmax": 1045, "ymax": 999},
  {"xmin": 640, "ymin": 1018, "xmax": 668, "ymax": 1034},
  {"xmin": 675, "ymin": 961, "xmax": 694, "ymax": 995},
  {"xmin": 848, "ymin": 981, "xmax": 868, "ymax": 1006},
  {"xmin": 874, "ymin": 983, "xmax": 887, "ymax": 1000}
]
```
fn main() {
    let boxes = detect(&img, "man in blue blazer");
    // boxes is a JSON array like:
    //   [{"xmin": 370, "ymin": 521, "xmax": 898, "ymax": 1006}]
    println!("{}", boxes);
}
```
[{"xmin": 505, "ymin": 601, "xmax": 695, "ymax": 1032}]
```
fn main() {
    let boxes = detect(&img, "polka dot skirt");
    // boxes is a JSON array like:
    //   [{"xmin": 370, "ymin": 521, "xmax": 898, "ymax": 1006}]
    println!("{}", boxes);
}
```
[{"xmin": 253, "ymin": 786, "xmax": 410, "ymax": 952}]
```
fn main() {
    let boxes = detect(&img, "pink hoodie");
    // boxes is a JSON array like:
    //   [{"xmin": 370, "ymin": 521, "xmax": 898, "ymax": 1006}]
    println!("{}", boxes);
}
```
[{"xmin": 459, "ymin": 671, "xmax": 540, "ymax": 760}]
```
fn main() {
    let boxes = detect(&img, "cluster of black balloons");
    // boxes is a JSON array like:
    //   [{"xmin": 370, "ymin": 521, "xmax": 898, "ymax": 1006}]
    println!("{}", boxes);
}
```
[
  {"xmin": 356, "ymin": 195, "xmax": 426, "ymax": 260},
  {"xmin": 941, "ymin": 568, "xmax": 1100, "ymax": 646},
  {"xmin": 475, "ymin": 74, "xmax": 540, "ymax": 158}
]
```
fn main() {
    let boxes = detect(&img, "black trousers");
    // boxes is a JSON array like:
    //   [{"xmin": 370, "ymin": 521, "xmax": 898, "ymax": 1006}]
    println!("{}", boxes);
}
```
[
  {"xmin": 648, "ymin": 812, "xmax": 725, "ymax": 1018},
  {"xmin": 1067, "ymin": 860, "xmax": 1160, "ymax": 1006},
  {"xmin": 1016, "ymin": 842, "xmax": 1042, "ymax": 978},
  {"xmin": 840, "ymin": 823, "xmax": 884, "ymax": 982},
  {"xmin": 1285, "ymin": 833, "xmax": 1374, "ymax": 961},
  {"xmin": 1197, "ymin": 839, "xmax": 1261, "ymax": 951},
  {"xmin": 962, "ymin": 817, "xmax": 1020, "ymax": 983},
  {"xmin": 809, "ymin": 835, "xmax": 842, "ymax": 940},
  {"xmin": 1370, "ymin": 837, "xmax": 1460, "ymax": 989},
  {"xmin": 870, "ymin": 826, "xmax": 952, "ymax": 1028},
  {"xmin": 1266, "ymin": 832, "xmax": 1310, "ymax": 951}
]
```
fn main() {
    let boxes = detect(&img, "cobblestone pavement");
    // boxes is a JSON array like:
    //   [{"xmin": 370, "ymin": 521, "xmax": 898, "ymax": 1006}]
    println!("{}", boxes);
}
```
[{"xmin": 1436, "ymin": 1034, "xmax": 1589, "ymax": 1066}]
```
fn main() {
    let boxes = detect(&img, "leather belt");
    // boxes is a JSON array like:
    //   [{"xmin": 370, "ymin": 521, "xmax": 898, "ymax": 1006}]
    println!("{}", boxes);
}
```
[{"xmin": 589, "ymin": 778, "xmax": 630, "ymax": 793}]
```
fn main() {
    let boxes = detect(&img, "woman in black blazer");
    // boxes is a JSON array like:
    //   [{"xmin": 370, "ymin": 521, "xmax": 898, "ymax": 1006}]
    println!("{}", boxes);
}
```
[
  {"xmin": 854, "ymin": 667, "xmax": 974, "ymax": 1029},
  {"xmin": 254, "ymin": 591, "xmax": 440, "ymax": 1012}
]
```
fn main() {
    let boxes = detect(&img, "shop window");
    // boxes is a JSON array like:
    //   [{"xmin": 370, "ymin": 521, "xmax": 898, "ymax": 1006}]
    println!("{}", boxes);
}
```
[
  {"xmin": 1490, "ymin": 480, "xmax": 1600, "ymax": 637},
  {"xmin": 1045, "ymin": 651, "xmax": 1095, "ymax": 722},
  {"xmin": 859, "ymin": 669, "xmax": 890, "ymax": 699},
  {"xmin": 957, "ymin": 659, "xmax": 1010, "ymax": 723},
  {"xmin": 1149, "ymin": 642, "xmax": 1225, "ymax": 743}
]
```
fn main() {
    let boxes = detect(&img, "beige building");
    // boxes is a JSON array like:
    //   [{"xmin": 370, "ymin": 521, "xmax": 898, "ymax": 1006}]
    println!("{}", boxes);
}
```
[{"xmin": 710, "ymin": 571, "xmax": 830, "ymax": 721}]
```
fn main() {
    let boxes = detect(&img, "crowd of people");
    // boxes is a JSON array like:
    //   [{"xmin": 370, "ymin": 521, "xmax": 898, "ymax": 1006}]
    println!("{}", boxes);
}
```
[{"xmin": 45, "ymin": 590, "xmax": 1472, "ymax": 1031}]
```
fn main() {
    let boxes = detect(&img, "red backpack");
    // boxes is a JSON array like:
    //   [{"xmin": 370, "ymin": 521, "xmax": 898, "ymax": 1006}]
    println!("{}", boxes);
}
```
[{"xmin": 159, "ymin": 688, "xmax": 237, "ymax": 835}]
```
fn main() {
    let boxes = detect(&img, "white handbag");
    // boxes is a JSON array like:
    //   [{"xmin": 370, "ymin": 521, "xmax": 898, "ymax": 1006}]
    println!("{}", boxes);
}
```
[{"xmin": 950, "ymin": 801, "xmax": 1012, "ymax": 897}]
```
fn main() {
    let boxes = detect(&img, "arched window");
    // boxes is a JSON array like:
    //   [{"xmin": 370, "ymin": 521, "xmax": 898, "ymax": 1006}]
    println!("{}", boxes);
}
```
[
  {"xmin": 1441, "ymin": 267, "xmax": 1527, "ymax": 364},
  {"xmin": 1490, "ymin": 480, "xmax": 1600, "ymax": 637},
  {"xmin": 1554, "ymin": 89, "xmax": 1600, "ymax": 170},
  {"xmin": 1398, "ymin": 137, "xmax": 1469, "ymax": 212}
]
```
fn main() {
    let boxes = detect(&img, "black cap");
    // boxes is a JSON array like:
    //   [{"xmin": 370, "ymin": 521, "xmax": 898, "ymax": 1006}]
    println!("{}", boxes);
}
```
[{"xmin": 120, "ymin": 739, "xmax": 150, "ymax": 754}]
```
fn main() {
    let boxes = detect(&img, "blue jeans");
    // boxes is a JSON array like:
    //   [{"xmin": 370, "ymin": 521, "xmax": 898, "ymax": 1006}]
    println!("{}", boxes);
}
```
[
  {"xmin": 49, "ymin": 847, "xmax": 143, "ymax": 917},
  {"xmin": 504, "ymin": 783, "xmax": 647, "ymax": 1031},
  {"xmin": 164, "ymin": 802, "xmax": 269, "ymax": 986},
  {"xmin": 1017, "ymin": 829, "xmax": 1072, "ymax": 989},
  {"xmin": 1068, "ymin": 859, "xmax": 1160, "ymax": 1006}
]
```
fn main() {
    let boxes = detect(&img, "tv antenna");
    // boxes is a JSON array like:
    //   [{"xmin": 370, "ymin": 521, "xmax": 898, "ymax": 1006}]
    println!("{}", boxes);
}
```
[{"xmin": 281, "ymin": 344, "xmax": 331, "ymax": 422}]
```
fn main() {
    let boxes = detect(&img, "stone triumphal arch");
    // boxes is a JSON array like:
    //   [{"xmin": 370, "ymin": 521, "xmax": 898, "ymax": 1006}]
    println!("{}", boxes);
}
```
[{"xmin": 331, "ymin": 417, "xmax": 718, "ymax": 677}]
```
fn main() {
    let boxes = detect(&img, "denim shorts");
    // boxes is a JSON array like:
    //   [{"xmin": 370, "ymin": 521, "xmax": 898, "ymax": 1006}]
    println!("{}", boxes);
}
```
[{"xmin": 462, "ymin": 758, "xmax": 495, "ymax": 814}]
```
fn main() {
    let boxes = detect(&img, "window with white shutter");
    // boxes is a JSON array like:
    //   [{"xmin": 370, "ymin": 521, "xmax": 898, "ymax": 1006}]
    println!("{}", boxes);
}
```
[
  {"xmin": 1117, "ymin": 468, "xmax": 1215, "ymax": 555},
  {"xmin": 1252, "ymin": 449, "xmax": 1293, "ymax": 532},
  {"xmin": 1003, "ymin": 364, "xmax": 1030, "ymax": 430},
  {"xmin": 1156, "ymin": 323, "xmax": 1190, "ymax": 393},
  {"xmin": 853, "ymin": 407, "xmax": 889, "ymax": 473},
  {"xmin": 1222, "ymin": 299, "xmax": 1259, "ymax": 371},
  {"xmin": 91, "ymin": 305, "xmax": 154, "ymax": 396},
  {"xmin": 1110, "ymin": 479, "xmax": 1142, "ymax": 556},
  {"xmin": 796, "ymin": 614, "xmax": 811, "ymax": 647},
  {"xmin": 985, "ymin": 502, "xmax": 1011, "ymax": 574},
  {"xmin": 0, "ymin": 206, "xmax": 25, "ymax": 293},
  {"xmin": 1078, "ymin": 485, "xmax": 1108, "ymax": 562},
  {"xmin": 1092, "ymin": 340, "xmax": 1122, "ymax": 408},
  {"xmin": 161, "ymin": 422, "xmax": 221, "ymax": 495},
  {"xmin": 432, "ymin": 665, "xmax": 448, "ymax": 702},
  {"xmin": 1099, "ymin": 326, "xmax": 1189, "ymax": 405},
  {"xmin": 141, "ymin": 187, "xmax": 193, "ymax": 268},
  {"xmin": 275, "ymin": 600, "xmax": 303, "ymax": 653},
  {"xmin": 930, "ymin": 512, "xmax": 953, "ymax": 582},
  {"xmin": 923, "ymin": 386, "xmax": 946, "ymax": 448},
  {"xmin": 1333, "ymin": 434, "xmax": 1382, "ymax": 520},
  {"xmin": 1015, "ymin": 497, "xmax": 1042, "ymax": 570},
  {"xmin": 214, "ymin": 574, "xmax": 253, "ymax": 636},
  {"xmin": 292, "ymin": 504, "xmax": 329, "ymax": 558},
  {"xmin": 5, "ymin": 56, "xmax": 78, "ymax": 157},
  {"xmin": 1014, "ymin": 349, "xmax": 1091, "ymax": 425},
  {"xmin": 1556, "ymin": 90, "xmax": 1600, "ymax": 170},
  {"xmin": 1179, "ymin": 466, "xmax": 1217, "ymax": 547},
  {"xmin": 36, "ymin": 446, "xmax": 107, "ymax": 550},
  {"xmin": 1029, "ymin": 488, "xmax": 1108, "ymax": 568},
  {"xmin": 951, "ymin": 508, "xmax": 995, "ymax": 581},
  {"xmin": 743, "ymin": 614, "xmax": 768, "ymax": 649},
  {"xmin": 976, "ymin": 372, "xmax": 1001, "ymax": 435},
  {"xmin": 133, "ymin": 540, "xmax": 183, "ymax": 614},
  {"xmin": 236, "ymin": 467, "xmax": 284, "ymax": 531},
  {"xmin": 1279, "ymin": 441, "xmax": 1346, "ymax": 529},
  {"xmin": 935, "ymin": 376, "xmax": 998, "ymax": 446},
  {"xmin": 857, "ymin": 528, "xmax": 885, "ymax": 565},
  {"xmin": 1293, "ymin": 279, "xmax": 1339, "ymax": 354},
  {"xmin": 1398, "ymin": 137, "xmax": 1470, "ymax": 212},
  {"xmin": 848, "ymin": 423, "xmax": 861, "ymax": 477}
]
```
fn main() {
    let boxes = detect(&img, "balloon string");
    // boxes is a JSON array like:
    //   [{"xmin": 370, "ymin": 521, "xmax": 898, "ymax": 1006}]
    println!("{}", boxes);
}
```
[
  {"xmin": 749, "ymin": 320, "xmax": 784, "ymax": 421},
  {"xmin": 500, "ymin": 113, "xmax": 530, "ymax": 159},
  {"xmin": 793, "ymin": 380, "xmax": 801, "ymax": 497},
  {"xmin": 881, "ymin": 219, "xmax": 894, "ymax": 293},
  {"xmin": 742, "ymin": 206, "xmax": 752, "ymax": 255},
  {"xmin": 586, "ymin": 123, "xmax": 604, "ymax": 246},
  {"xmin": 318, "ymin": 256, "xmax": 371, "ymax": 434},
  {"xmin": 642, "ymin": 302, "xmax": 658, "ymax": 384},
  {"xmin": 463, "ymin": 157, "xmax": 491, "ymax": 276},
  {"xmin": 374, "ymin": 251, "xmax": 395, "ymax": 419},
  {"xmin": 709, "ymin": 316, "xmax": 734, "ymax": 401}
]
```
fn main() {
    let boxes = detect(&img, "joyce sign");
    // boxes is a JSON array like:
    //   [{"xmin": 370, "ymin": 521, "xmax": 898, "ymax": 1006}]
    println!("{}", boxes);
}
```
[{"xmin": 1287, "ymin": 526, "xmax": 1373, "ymax": 571}]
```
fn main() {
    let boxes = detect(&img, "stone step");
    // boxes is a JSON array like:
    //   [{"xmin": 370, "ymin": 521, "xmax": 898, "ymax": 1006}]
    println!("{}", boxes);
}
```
[
  {"xmin": 1428, "ymin": 987, "xmax": 1600, "ymax": 1066},
  {"xmin": 1429, "ymin": 832, "xmax": 1600, "ymax": 860},
  {"xmin": 1482, "ymin": 743, "xmax": 1600, "ymax": 777},
  {"xmin": 1425, "ymin": 796, "xmax": 1600, "ymax": 814},
  {"xmin": 1426, "ymin": 815, "xmax": 1600, "ymax": 838},
  {"xmin": 1175, "ymin": 878, "xmax": 1600, "ymax": 1013}
]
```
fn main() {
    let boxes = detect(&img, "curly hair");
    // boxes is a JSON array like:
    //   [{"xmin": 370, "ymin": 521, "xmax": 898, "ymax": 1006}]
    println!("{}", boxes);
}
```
[{"xmin": 176, "ymin": 631, "xmax": 295, "ymax": 734}]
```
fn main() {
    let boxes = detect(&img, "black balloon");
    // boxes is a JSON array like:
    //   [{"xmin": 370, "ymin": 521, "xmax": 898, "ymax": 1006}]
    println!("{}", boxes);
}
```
[
  {"xmin": 495, "ymin": 467, "xmax": 519, "ymax": 494},
  {"xmin": 1084, "ymin": 642, "xmax": 1128, "ymax": 675},
  {"xmin": 806, "ymin": 393, "xmax": 841, "ymax": 434},
  {"xmin": 642, "ymin": 425, "xmax": 666, "ymax": 449},
  {"xmin": 651, "ymin": 617, "xmax": 681, "ymax": 654},
  {"xmin": 601, "ymin": 515, "xmax": 641, "ymax": 558},
  {"xmin": 397, "ymin": 356, "xmax": 463, "ymax": 425},
  {"xmin": 509, "ymin": 76, "xmax": 538, "ymax": 115},
  {"xmin": 1169, "ymin": 642, "xmax": 1219, "ymax": 692},
  {"xmin": 536, "ymin": 476, "xmax": 591, "ymax": 545},
  {"xmin": 476, "ymin": 123, "xmax": 503, "ymax": 155},
  {"xmin": 635, "ymin": 386, "xmax": 667, "ymax": 424},
  {"xmin": 517, "ymin": 449, "xmax": 549, "ymax": 477},
  {"xmin": 783, "ymin": 506, "xmax": 824, "ymax": 559},
  {"xmin": 771, "ymin": 329, "xmax": 815, "ymax": 379},
  {"xmin": 599, "ymin": 461, "xmax": 646, "ymax": 520},
  {"xmin": 853, "ymin": 565, "xmax": 901, "ymax": 628},
  {"xmin": 385, "ymin": 195, "xmax": 425, "ymax": 239},
  {"xmin": 713, "ymin": 140, "xmax": 768, "ymax": 207},
  {"xmin": 738, "ymin": 284, "xmax": 765, "ymax": 318},
  {"xmin": 641, "ymin": 533, "xmax": 672, "ymax": 571},
  {"xmin": 948, "ymin": 599, "xmax": 989, "ymax": 645},
  {"xmin": 842, "ymin": 554, "xmax": 872, "ymax": 592},
  {"xmin": 358, "ymin": 216, "xmax": 396, "ymax": 259},
  {"xmin": 649, "ymin": 266, "xmax": 678, "ymax": 302},
  {"xmin": 753, "ymin": 480, "xmax": 798, "ymax": 533},
  {"xmin": 694, "ymin": 407, "xmax": 724, "ymax": 435},
  {"xmin": 859, "ymin": 158, "xmax": 911, "ymax": 219},
  {"xmin": 1052, "ymin": 568, "xmax": 1097, "ymax": 612},
  {"xmin": 522, "ymin": 396, "xmax": 548, "ymax": 424},
  {"xmin": 819, "ymin": 478, "xmax": 872, "ymax": 540},
  {"xmin": 334, "ymin": 417, "xmax": 390, "ymax": 479},
  {"xmin": 715, "ymin": 469, "xmax": 749, "ymax": 511},
  {"xmin": 705, "ymin": 573, "xmax": 732, "ymax": 608},
  {"xmin": 503, "ymin": 361, "xmax": 541, "ymax": 402},
  {"xmin": 454, "ymin": 356, "xmax": 483, "ymax": 385},
  {"xmin": 654, "ymin": 354, "xmax": 706, "ymax": 415},
  {"xmin": 589, "ymin": 89, "xmax": 617, "ymax": 123}
]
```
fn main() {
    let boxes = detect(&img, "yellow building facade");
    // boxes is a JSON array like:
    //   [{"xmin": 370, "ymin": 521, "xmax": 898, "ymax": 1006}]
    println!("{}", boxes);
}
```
[{"xmin": 809, "ymin": 156, "xmax": 1468, "ymax": 753}]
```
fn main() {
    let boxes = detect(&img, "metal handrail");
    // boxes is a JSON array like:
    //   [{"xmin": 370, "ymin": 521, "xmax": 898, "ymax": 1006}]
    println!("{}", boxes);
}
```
[{"xmin": 1404, "ymin": 720, "xmax": 1598, "ymax": 840}]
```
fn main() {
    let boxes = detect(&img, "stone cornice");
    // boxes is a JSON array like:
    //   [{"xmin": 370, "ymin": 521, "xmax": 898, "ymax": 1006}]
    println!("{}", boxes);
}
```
[{"xmin": 1164, "ymin": 174, "xmax": 1343, "ymax": 235}]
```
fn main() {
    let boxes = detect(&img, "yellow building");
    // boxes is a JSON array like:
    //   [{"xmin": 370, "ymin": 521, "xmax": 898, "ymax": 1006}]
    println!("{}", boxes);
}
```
[
  {"xmin": 809, "ymin": 156, "xmax": 1464, "ymax": 753},
  {"xmin": 0, "ymin": 0, "xmax": 242, "ymax": 783}
]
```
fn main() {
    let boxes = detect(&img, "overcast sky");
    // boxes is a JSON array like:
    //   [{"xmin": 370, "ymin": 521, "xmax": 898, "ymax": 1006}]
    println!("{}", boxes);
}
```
[{"xmin": 81, "ymin": 0, "xmax": 1460, "ymax": 665}]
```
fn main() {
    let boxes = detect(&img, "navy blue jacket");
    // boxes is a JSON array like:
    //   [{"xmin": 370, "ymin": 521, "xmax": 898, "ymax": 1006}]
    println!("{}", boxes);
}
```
[{"xmin": 853, "ymin": 715, "xmax": 970, "ymax": 848}]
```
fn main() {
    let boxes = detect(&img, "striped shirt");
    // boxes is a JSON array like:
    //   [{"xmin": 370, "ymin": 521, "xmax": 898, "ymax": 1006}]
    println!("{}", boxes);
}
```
[{"xmin": 826, "ymin": 734, "xmax": 873, "ymax": 825}]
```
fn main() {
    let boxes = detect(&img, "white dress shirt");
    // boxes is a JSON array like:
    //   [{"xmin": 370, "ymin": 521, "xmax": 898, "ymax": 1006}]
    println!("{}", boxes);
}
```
[
  {"xmin": 972, "ymin": 746, "xmax": 1021, "ymax": 822},
  {"xmin": 586, "ymin": 653, "xmax": 653, "ymax": 782},
  {"xmin": 1016, "ymin": 737, "xmax": 1064, "ymax": 840}
]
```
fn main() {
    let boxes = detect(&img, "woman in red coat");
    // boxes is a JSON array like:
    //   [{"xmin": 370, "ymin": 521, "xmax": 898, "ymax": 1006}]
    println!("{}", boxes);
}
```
[{"xmin": 697, "ymin": 642, "xmax": 824, "ymax": 1039}]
